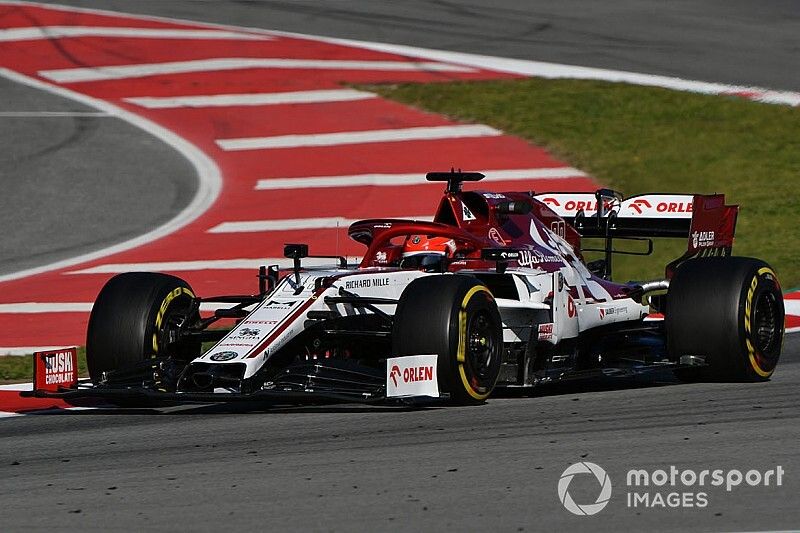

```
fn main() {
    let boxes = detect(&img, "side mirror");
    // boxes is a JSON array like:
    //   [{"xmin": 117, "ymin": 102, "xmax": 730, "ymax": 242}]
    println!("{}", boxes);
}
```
[{"xmin": 283, "ymin": 243, "xmax": 309, "ymax": 259}]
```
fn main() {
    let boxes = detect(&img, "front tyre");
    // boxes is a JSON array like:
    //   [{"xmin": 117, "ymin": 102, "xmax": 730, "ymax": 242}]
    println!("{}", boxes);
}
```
[
  {"xmin": 86, "ymin": 272, "xmax": 201, "ymax": 383},
  {"xmin": 393, "ymin": 275, "xmax": 502, "ymax": 404},
  {"xmin": 666, "ymin": 257, "xmax": 784, "ymax": 382}
]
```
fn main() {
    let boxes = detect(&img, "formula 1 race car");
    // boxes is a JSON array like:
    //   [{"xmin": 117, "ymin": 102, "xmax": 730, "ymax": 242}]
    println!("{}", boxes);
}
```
[{"xmin": 27, "ymin": 171, "xmax": 785, "ymax": 406}]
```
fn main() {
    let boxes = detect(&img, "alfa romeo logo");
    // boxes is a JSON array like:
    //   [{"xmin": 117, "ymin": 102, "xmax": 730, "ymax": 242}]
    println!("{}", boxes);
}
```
[{"xmin": 558, "ymin": 462, "xmax": 612, "ymax": 516}]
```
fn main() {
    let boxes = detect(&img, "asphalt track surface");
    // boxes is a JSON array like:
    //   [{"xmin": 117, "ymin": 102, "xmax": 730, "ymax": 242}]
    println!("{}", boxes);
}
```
[
  {"xmin": 1, "ymin": 335, "xmax": 798, "ymax": 531},
  {"xmin": 40, "ymin": 0, "xmax": 800, "ymax": 91},
  {"xmin": 0, "ymin": 69, "xmax": 196, "ymax": 276}
]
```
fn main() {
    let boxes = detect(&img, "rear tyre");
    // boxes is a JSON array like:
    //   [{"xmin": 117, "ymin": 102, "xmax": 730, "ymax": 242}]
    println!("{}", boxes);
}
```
[
  {"xmin": 86, "ymin": 272, "xmax": 201, "ymax": 383},
  {"xmin": 666, "ymin": 257, "xmax": 784, "ymax": 382},
  {"xmin": 393, "ymin": 275, "xmax": 502, "ymax": 404}
]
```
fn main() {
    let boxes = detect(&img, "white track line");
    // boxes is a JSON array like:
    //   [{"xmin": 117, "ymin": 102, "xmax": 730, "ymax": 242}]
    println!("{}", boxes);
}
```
[
  {"xmin": 255, "ymin": 167, "xmax": 588, "ymax": 190},
  {"xmin": 0, "ymin": 303, "xmax": 92, "ymax": 313},
  {"xmin": 0, "ymin": 349, "xmax": 70, "ymax": 358},
  {"xmin": 265, "ymin": 32, "xmax": 800, "ymax": 107},
  {"xmin": 0, "ymin": 26, "xmax": 269, "ymax": 42},
  {"xmin": 124, "ymin": 89, "xmax": 375, "ymax": 109},
  {"xmin": 209, "ymin": 215, "xmax": 430, "ymax": 234},
  {"xmin": 0, "ymin": 383, "xmax": 33, "ymax": 390},
  {"xmin": 0, "ymin": 69, "xmax": 221, "ymax": 284},
  {"xmin": 8, "ymin": 1, "xmax": 798, "ymax": 106},
  {"xmin": 67, "ymin": 257, "xmax": 358, "ymax": 275},
  {"xmin": 785, "ymin": 300, "xmax": 800, "ymax": 316},
  {"xmin": 38, "ymin": 58, "xmax": 474, "ymax": 83},
  {"xmin": 217, "ymin": 125, "xmax": 501, "ymax": 151}
]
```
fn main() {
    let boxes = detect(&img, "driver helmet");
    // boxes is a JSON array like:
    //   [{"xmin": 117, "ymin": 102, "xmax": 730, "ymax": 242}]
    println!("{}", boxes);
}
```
[{"xmin": 400, "ymin": 235, "xmax": 456, "ymax": 271}]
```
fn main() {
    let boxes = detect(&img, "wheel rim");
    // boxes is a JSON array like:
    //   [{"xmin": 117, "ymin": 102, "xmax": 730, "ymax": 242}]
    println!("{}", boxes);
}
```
[
  {"xmin": 752, "ymin": 290, "xmax": 781, "ymax": 365},
  {"xmin": 466, "ymin": 311, "xmax": 496, "ymax": 382}
]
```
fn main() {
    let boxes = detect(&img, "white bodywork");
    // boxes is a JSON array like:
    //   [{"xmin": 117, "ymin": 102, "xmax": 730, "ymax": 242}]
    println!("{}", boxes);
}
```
[{"xmin": 197, "ymin": 253, "xmax": 649, "ymax": 380}]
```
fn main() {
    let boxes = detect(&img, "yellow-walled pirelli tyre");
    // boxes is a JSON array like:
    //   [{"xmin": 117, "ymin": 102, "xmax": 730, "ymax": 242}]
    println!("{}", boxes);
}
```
[
  {"xmin": 392, "ymin": 275, "xmax": 503, "ymax": 404},
  {"xmin": 86, "ymin": 272, "xmax": 201, "ymax": 384},
  {"xmin": 666, "ymin": 257, "xmax": 785, "ymax": 382}
]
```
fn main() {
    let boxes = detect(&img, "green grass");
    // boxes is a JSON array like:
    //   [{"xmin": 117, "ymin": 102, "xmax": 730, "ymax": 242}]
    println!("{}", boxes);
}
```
[
  {"xmin": 0, "ymin": 347, "xmax": 88, "ymax": 384},
  {"xmin": 369, "ymin": 79, "xmax": 800, "ymax": 285}
]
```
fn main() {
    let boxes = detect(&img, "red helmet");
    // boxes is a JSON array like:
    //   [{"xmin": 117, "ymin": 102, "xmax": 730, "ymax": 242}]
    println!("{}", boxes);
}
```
[
  {"xmin": 400, "ymin": 235, "xmax": 456, "ymax": 271},
  {"xmin": 402, "ymin": 235, "xmax": 456, "ymax": 257}
]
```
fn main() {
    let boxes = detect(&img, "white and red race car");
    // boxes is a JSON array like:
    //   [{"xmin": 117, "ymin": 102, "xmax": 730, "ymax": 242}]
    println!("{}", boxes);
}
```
[{"xmin": 27, "ymin": 171, "xmax": 785, "ymax": 405}]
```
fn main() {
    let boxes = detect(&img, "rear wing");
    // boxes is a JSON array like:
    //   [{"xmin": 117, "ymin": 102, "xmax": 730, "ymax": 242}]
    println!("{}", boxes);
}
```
[
  {"xmin": 534, "ymin": 191, "xmax": 737, "ymax": 245},
  {"xmin": 533, "ymin": 191, "xmax": 739, "ymax": 277}
]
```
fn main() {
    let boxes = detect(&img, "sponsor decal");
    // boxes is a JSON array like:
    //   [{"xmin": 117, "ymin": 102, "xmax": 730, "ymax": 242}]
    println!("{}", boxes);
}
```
[
  {"xmin": 218, "ymin": 343, "xmax": 254, "ymax": 347},
  {"xmin": 517, "ymin": 249, "xmax": 561, "ymax": 268},
  {"xmin": 623, "ymin": 196, "xmax": 694, "ymax": 217},
  {"xmin": 541, "ymin": 197, "xmax": 561, "ymax": 207},
  {"xmin": 375, "ymin": 251, "xmax": 388, "ymax": 263},
  {"xmin": 658, "ymin": 202, "xmax": 692, "ymax": 213},
  {"xmin": 488, "ymin": 227, "xmax": 508, "ymax": 247},
  {"xmin": 34, "ymin": 348, "xmax": 79, "ymax": 391},
  {"xmin": 244, "ymin": 320, "xmax": 278, "ymax": 325},
  {"xmin": 567, "ymin": 297, "xmax": 577, "ymax": 318},
  {"xmin": 238, "ymin": 328, "xmax": 260, "ymax": 336},
  {"xmin": 386, "ymin": 354, "xmax": 439, "ymax": 398},
  {"xmin": 265, "ymin": 300, "xmax": 297, "ymax": 309},
  {"xmin": 537, "ymin": 322, "xmax": 554, "ymax": 341},
  {"xmin": 598, "ymin": 306, "xmax": 628, "ymax": 319},
  {"xmin": 567, "ymin": 200, "xmax": 616, "ymax": 213},
  {"xmin": 389, "ymin": 364, "xmax": 401, "ymax": 387},
  {"xmin": 461, "ymin": 202, "xmax": 477, "ymax": 221},
  {"xmin": 209, "ymin": 351, "xmax": 238, "ymax": 361},
  {"xmin": 628, "ymin": 198, "xmax": 652, "ymax": 214},
  {"xmin": 482, "ymin": 192, "xmax": 506, "ymax": 199},
  {"xmin": 692, "ymin": 230, "xmax": 715, "ymax": 248},
  {"xmin": 344, "ymin": 277, "xmax": 390, "ymax": 290}
]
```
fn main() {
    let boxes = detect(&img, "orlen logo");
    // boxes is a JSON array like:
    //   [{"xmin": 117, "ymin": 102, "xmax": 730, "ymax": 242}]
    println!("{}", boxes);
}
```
[
  {"xmin": 386, "ymin": 355, "xmax": 439, "ymax": 398},
  {"xmin": 657, "ymin": 202, "xmax": 692, "ymax": 213},
  {"xmin": 628, "ymin": 198, "xmax": 652, "ymax": 214},
  {"xmin": 403, "ymin": 365, "xmax": 433, "ymax": 382},
  {"xmin": 389, "ymin": 365, "xmax": 402, "ymax": 387},
  {"xmin": 541, "ymin": 197, "xmax": 561, "ymax": 207},
  {"xmin": 562, "ymin": 200, "xmax": 615, "ymax": 213}
]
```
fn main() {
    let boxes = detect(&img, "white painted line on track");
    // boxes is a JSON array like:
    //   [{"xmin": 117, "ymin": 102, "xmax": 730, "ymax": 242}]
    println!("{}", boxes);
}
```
[
  {"xmin": 217, "ymin": 125, "xmax": 501, "ymax": 151},
  {"xmin": 0, "ymin": 26, "xmax": 269, "ymax": 42},
  {"xmin": 0, "ymin": 111, "xmax": 111, "ymax": 117},
  {"xmin": 38, "ymin": 58, "xmax": 475, "ymax": 83},
  {"xmin": 255, "ymin": 167, "xmax": 588, "ymax": 190},
  {"xmin": 0, "ymin": 68, "xmax": 221, "ymax": 284},
  {"xmin": 264, "ymin": 31, "xmax": 800, "ymax": 107},
  {"xmin": 68, "ymin": 257, "xmax": 360, "ymax": 275},
  {"xmin": 0, "ymin": 383, "xmax": 33, "ymax": 390},
  {"xmin": 9, "ymin": 0, "xmax": 798, "ymax": 106},
  {"xmin": 124, "ymin": 89, "xmax": 376, "ymax": 109},
  {"xmin": 0, "ymin": 303, "xmax": 92, "ymax": 313},
  {"xmin": 209, "ymin": 215, "xmax": 430, "ymax": 233},
  {"xmin": 785, "ymin": 300, "xmax": 800, "ymax": 316},
  {"xmin": 0, "ymin": 412, "xmax": 24, "ymax": 418}
]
